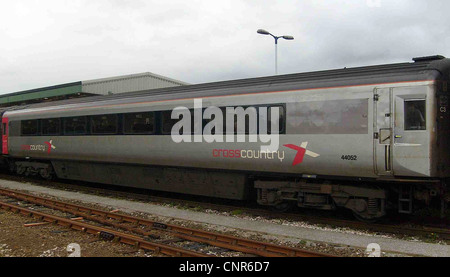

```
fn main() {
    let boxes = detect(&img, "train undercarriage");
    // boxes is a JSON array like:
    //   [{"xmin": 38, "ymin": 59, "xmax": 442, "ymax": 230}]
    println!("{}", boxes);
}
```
[
  {"xmin": 255, "ymin": 178, "xmax": 449, "ymax": 221},
  {"xmin": 255, "ymin": 180, "xmax": 386, "ymax": 221},
  {"xmin": 4, "ymin": 158, "xmax": 449, "ymax": 222}
]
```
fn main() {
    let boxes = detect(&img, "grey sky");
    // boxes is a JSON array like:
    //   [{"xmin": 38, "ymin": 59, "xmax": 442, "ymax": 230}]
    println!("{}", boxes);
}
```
[{"xmin": 1, "ymin": 0, "xmax": 449, "ymax": 94}]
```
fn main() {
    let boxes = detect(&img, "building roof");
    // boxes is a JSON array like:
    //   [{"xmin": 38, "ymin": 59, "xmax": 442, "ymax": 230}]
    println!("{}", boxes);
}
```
[
  {"xmin": 0, "ymin": 72, "xmax": 188, "ymax": 106},
  {"xmin": 0, "ymin": 82, "xmax": 85, "ymax": 106},
  {"xmin": 82, "ymin": 72, "xmax": 189, "ymax": 86},
  {"xmin": 81, "ymin": 72, "xmax": 189, "ymax": 96}
]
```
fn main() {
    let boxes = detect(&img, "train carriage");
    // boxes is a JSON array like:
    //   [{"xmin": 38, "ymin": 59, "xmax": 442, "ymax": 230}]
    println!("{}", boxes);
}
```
[{"xmin": 1, "ymin": 55, "xmax": 450, "ymax": 221}]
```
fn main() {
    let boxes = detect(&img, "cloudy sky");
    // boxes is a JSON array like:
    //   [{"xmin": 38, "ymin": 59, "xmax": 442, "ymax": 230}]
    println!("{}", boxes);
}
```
[{"xmin": 1, "ymin": 0, "xmax": 449, "ymax": 94}]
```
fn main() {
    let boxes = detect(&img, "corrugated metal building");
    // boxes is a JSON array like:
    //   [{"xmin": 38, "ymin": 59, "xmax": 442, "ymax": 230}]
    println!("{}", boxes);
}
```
[
  {"xmin": 0, "ymin": 72, "xmax": 188, "ymax": 107},
  {"xmin": 82, "ymin": 72, "xmax": 189, "ymax": 96}
]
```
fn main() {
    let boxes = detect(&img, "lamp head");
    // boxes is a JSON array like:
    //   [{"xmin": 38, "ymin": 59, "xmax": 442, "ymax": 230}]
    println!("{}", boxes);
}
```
[{"xmin": 257, "ymin": 29, "xmax": 271, "ymax": 35}]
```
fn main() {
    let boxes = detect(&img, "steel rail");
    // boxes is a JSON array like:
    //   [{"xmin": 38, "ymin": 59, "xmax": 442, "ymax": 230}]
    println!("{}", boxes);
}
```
[
  {"xmin": 27, "ymin": 176, "xmax": 450, "ymax": 240},
  {"xmin": 1, "ymin": 173, "xmax": 447, "ymax": 241},
  {"xmin": 0, "ymin": 187, "xmax": 334, "ymax": 257},
  {"xmin": 119, "ymin": 192, "xmax": 450, "ymax": 241},
  {"xmin": 304, "ymin": 216, "xmax": 450, "ymax": 241},
  {"xmin": 0, "ymin": 199, "xmax": 208, "ymax": 257}
]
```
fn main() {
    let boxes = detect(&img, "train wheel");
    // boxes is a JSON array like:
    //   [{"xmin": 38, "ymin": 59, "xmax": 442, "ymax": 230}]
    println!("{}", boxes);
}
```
[
  {"xmin": 272, "ymin": 201, "xmax": 295, "ymax": 212},
  {"xmin": 8, "ymin": 161, "xmax": 16, "ymax": 174},
  {"xmin": 352, "ymin": 211, "xmax": 382, "ymax": 223},
  {"xmin": 39, "ymin": 168, "xmax": 53, "ymax": 180},
  {"xmin": 16, "ymin": 165, "xmax": 25, "ymax": 175}
]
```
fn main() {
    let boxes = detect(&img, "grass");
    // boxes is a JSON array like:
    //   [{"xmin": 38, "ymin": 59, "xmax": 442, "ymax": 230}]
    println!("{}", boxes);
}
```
[{"xmin": 231, "ymin": 210, "xmax": 244, "ymax": 216}]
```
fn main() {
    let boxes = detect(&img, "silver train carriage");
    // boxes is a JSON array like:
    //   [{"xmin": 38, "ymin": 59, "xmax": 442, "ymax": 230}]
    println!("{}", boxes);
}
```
[{"xmin": 2, "ymin": 55, "xmax": 450, "ymax": 220}]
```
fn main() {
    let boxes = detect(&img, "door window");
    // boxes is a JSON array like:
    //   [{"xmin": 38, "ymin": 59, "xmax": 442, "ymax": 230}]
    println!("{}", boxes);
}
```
[{"xmin": 404, "ymin": 100, "xmax": 426, "ymax": 131}]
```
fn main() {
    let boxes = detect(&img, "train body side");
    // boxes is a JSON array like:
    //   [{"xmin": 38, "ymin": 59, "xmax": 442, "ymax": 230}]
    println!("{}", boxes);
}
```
[{"xmin": 3, "ymin": 80, "xmax": 441, "ymax": 180}]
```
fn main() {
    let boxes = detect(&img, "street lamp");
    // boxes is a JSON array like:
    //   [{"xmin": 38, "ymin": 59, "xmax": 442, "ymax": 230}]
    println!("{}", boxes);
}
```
[{"xmin": 257, "ymin": 29, "xmax": 294, "ymax": 75}]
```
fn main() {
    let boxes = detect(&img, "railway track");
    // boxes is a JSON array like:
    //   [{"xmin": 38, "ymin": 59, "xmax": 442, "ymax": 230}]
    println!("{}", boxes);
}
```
[
  {"xmin": 0, "ymin": 187, "xmax": 334, "ymax": 257},
  {"xmin": 50, "ymin": 185, "xmax": 450, "ymax": 241},
  {"xmin": 0, "ymin": 172, "xmax": 448, "ymax": 243}
]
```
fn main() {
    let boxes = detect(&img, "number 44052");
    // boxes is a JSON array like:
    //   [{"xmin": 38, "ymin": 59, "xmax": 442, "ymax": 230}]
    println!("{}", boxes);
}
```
[{"xmin": 341, "ymin": 155, "xmax": 357, "ymax": 161}]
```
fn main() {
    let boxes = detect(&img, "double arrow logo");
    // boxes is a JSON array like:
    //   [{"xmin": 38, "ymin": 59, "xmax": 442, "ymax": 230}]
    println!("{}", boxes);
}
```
[
  {"xmin": 44, "ymin": 140, "xmax": 56, "ymax": 154},
  {"xmin": 284, "ymin": 142, "xmax": 320, "ymax": 166}
]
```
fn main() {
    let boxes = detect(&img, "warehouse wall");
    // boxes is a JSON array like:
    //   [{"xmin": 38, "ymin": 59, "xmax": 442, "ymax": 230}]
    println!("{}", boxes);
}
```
[
  {"xmin": 81, "ymin": 72, "xmax": 188, "ymax": 96},
  {"xmin": 0, "ymin": 72, "xmax": 188, "ymax": 107}
]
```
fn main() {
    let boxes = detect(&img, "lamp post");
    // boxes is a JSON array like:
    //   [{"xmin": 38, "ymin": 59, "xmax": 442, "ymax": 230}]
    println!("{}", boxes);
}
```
[{"xmin": 257, "ymin": 29, "xmax": 294, "ymax": 75}]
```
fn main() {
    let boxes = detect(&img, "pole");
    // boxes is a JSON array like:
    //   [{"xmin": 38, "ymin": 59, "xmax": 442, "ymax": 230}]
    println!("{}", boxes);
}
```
[
  {"xmin": 257, "ymin": 29, "xmax": 293, "ymax": 76},
  {"xmin": 275, "ymin": 38, "xmax": 278, "ymax": 75}
]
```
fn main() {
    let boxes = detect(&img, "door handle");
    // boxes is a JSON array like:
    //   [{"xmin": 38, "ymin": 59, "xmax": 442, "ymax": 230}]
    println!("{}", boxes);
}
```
[{"xmin": 394, "ymin": 135, "xmax": 402, "ymax": 139}]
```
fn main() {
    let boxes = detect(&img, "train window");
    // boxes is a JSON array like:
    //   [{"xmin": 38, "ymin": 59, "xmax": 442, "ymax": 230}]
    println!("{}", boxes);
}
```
[
  {"xmin": 287, "ymin": 99, "xmax": 369, "ymax": 135},
  {"xmin": 41, "ymin": 119, "xmax": 61, "ymax": 135},
  {"xmin": 124, "ymin": 112, "xmax": 155, "ymax": 134},
  {"xmin": 21, "ymin": 120, "xmax": 39, "ymax": 136},
  {"xmin": 222, "ymin": 106, "xmax": 258, "ymax": 135},
  {"xmin": 162, "ymin": 111, "xmax": 179, "ymax": 134},
  {"xmin": 405, "ymin": 100, "xmax": 426, "ymax": 130},
  {"xmin": 214, "ymin": 105, "xmax": 285, "ymax": 135},
  {"xmin": 64, "ymin": 117, "xmax": 87, "ymax": 135},
  {"xmin": 222, "ymin": 107, "xmax": 233, "ymax": 134},
  {"xmin": 241, "ymin": 107, "xmax": 258, "ymax": 134},
  {"xmin": 202, "ymin": 107, "xmax": 223, "ymax": 135},
  {"xmin": 191, "ymin": 109, "xmax": 204, "ymax": 135},
  {"xmin": 91, "ymin": 114, "xmax": 118, "ymax": 135},
  {"xmin": 268, "ymin": 106, "xmax": 285, "ymax": 134}
]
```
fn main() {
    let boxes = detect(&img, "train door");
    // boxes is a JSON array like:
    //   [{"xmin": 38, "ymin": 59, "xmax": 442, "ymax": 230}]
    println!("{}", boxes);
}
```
[
  {"xmin": 2, "ymin": 117, "xmax": 8, "ymax": 155},
  {"xmin": 392, "ymin": 86, "xmax": 429, "ymax": 176},
  {"xmin": 374, "ymin": 88, "xmax": 394, "ymax": 176}
]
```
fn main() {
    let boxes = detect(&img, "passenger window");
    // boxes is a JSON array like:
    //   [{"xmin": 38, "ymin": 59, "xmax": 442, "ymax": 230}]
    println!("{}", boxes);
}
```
[
  {"xmin": 287, "ymin": 99, "xmax": 369, "ymax": 135},
  {"xmin": 203, "ymin": 107, "xmax": 223, "ymax": 135},
  {"xmin": 241, "ymin": 107, "xmax": 258, "ymax": 135},
  {"xmin": 91, "ymin": 114, "xmax": 118, "ymax": 135},
  {"xmin": 162, "ymin": 111, "xmax": 179, "ymax": 134},
  {"xmin": 220, "ymin": 105, "xmax": 286, "ymax": 135},
  {"xmin": 124, "ymin": 112, "xmax": 155, "ymax": 134},
  {"xmin": 405, "ymin": 100, "xmax": 426, "ymax": 131},
  {"xmin": 268, "ymin": 106, "xmax": 285, "ymax": 134},
  {"xmin": 64, "ymin": 117, "xmax": 87, "ymax": 135},
  {"xmin": 223, "ymin": 106, "xmax": 258, "ymax": 135},
  {"xmin": 21, "ymin": 120, "xmax": 39, "ymax": 136},
  {"xmin": 42, "ymin": 119, "xmax": 61, "ymax": 135},
  {"xmin": 191, "ymin": 109, "xmax": 203, "ymax": 135}
]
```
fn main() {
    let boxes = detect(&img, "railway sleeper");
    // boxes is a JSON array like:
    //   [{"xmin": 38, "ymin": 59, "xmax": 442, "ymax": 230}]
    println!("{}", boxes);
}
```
[{"xmin": 255, "ymin": 180, "xmax": 386, "ymax": 221}]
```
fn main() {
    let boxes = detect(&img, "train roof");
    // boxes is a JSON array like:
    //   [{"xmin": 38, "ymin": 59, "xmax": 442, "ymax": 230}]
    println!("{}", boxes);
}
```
[{"xmin": 4, "ymin": 55, "xmax": 450, "ymax": 114}]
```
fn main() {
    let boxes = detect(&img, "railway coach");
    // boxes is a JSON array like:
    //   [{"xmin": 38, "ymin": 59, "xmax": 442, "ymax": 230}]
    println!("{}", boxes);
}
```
[{"xmin": 1, "ymin": 55, "xmax": 450, "ymax": 221}]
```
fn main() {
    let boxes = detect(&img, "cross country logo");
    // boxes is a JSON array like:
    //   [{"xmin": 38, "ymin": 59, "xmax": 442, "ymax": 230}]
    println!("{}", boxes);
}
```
[
  {"xmin": 284, "ymin": 142, "xmax": 320, "ymax": 166},
  {"xmin": 21, "ymin": 140, "xmax": 56, "ymax": 154}
]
